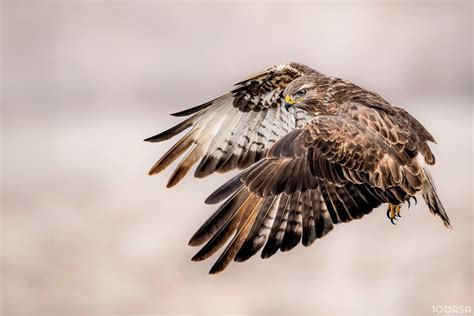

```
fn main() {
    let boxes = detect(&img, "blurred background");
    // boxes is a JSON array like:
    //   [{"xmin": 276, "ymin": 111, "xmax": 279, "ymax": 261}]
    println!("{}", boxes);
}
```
[{"xmin": 2, "ymin": 1, "xmax": 472, "ymax": 315}]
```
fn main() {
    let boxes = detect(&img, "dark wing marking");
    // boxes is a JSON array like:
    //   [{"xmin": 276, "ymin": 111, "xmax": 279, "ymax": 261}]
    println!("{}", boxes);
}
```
[
  {"xmin": 189, "ymin": 119, "xmax": 446, "ymax": 273},
  {"xmin": 190, "ymin": 180, "xmax": 384, "ymax": 274},
  {"xmin": 208, "ymin": 115, "xmax": 424, "ymax": 205},
  {"xmin": 339, "ymin": 102, "xmax": 436, "ymax": 166},
  {"xmin": 268, "ymin": 115, "xmax": 424, "ymax": 196},
  {"xmin": 189, "ymin": 114, "xmax": 432, "ymax": 273},
  {"xmin": 145, "ymin": 63, "xmax": 318, "ymax": 187}
]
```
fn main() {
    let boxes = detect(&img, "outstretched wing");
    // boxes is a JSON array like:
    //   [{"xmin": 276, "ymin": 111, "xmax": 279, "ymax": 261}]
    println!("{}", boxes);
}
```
[
  {"xmin": 145, "ymin": 62, "xmax": 317, "ymax": 187},
  {"xmin": 191, "ymin": 114, "xmax": 426, "ymax": 274}
]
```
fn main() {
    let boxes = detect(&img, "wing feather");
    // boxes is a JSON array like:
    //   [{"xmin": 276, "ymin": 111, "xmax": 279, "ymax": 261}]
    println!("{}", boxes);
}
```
[
  {"xmin": 146, "ymin": 63, "xmax": 317, "ymax": 186},
  {"xmin": 190, "ymin": 112, "xmax": 429, "ymax": 272},
  {"xmin": 281, "ymin": 191, "xmax": 303, "ymax": 251},
  {"xmin": 153, "ymin": 66, "xmax": 444, "ymax": 273}
]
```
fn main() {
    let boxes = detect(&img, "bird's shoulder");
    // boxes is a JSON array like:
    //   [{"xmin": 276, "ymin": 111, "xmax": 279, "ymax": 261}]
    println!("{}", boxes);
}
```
[
  {"xmin": 322, "ymin": 78, "xmax": 433, "ymax": 144},
  {"xmin": 327, "ymin": 98, "xmax": 436, "ymax": 165}
]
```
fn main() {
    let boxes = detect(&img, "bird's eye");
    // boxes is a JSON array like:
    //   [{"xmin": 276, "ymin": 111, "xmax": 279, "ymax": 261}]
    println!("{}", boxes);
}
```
[{"xmin": 294, "ymin": 88, "xmax": 307, "ymax": 99}]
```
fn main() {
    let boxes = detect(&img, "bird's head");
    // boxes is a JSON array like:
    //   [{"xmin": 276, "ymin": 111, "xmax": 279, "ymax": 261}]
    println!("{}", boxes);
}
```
[{"xmin": 282, "ymin": 75, "xmax": 320, "ymax": 111}]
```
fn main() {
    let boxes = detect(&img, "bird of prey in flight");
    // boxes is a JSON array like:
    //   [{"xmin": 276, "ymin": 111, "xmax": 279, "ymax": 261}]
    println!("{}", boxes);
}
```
[{"xmin": 145, "ymin": 62, "xmax": 451, "ymax": 274}]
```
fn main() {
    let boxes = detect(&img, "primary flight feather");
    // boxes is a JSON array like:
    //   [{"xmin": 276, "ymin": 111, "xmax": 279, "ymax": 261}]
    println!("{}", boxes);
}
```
[{"xmin": 145, "ymin": 62, "xmax": 451, "ymax": 274}]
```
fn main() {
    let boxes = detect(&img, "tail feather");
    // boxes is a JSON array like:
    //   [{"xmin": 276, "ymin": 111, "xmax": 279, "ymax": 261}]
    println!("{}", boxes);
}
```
[{"xmin": 422, "ymin": 168, "xmax": 452, "ymax": 230}]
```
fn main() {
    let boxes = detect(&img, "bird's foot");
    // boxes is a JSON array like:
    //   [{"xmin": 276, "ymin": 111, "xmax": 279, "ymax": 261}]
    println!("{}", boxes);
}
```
[{"xmin": 386, "ymin": 204, "xmax": 402, "ymax": 225}]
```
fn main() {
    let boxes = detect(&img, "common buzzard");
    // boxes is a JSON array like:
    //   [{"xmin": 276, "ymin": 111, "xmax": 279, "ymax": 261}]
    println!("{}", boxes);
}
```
[{"xmin": 145, "ymin": 62, "xmax": 451, "ymax": 274}]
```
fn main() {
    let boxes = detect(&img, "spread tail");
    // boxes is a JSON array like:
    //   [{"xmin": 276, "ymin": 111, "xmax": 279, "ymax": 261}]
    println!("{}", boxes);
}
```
[{"xmin": 422, "ymin": 168, "xmax": 452, "ymax": 230}]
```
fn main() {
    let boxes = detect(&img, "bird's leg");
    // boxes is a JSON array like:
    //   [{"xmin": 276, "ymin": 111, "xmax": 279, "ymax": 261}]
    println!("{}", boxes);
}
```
[{"xmin": 386, "ymin": 204, "xmax": 402, "ymax": 225}]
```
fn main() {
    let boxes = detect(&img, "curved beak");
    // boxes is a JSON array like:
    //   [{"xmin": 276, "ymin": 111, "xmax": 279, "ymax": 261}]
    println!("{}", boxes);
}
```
[{"xmin": 284, "ymin": 95, "xmax": 295, "ymax": 111}]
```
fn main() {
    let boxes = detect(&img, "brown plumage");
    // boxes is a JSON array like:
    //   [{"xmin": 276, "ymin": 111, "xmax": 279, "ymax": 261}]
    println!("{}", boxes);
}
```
[{"xmin": 145, "ymin": 62, "xmax": 451, "ymax": 274}]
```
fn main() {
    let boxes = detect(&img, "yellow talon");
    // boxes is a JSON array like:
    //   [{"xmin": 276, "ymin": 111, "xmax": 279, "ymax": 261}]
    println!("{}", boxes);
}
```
[{"xmin": 387, "ymin": 204, "xmax": 401, "ymax": 225}]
